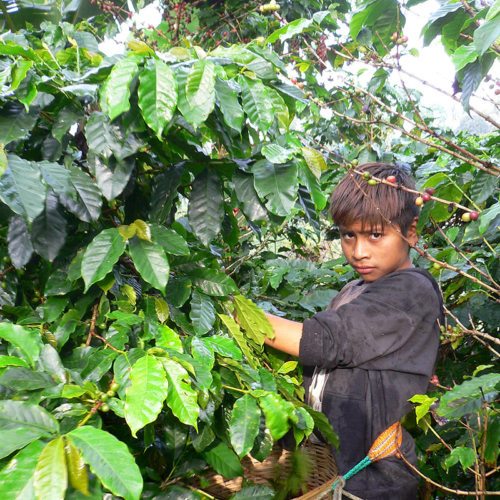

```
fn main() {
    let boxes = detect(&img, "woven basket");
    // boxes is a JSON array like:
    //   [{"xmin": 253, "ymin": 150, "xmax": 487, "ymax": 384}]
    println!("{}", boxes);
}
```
[{"xmin": 197, "ymin": 441, "xmax": 337, "ymax": 499}]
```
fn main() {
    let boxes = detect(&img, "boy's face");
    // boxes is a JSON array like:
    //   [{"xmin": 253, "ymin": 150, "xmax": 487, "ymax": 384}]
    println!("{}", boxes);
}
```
[{"xmin": 339, "ymin": 219, "xmax": 418, "ymax": 282}]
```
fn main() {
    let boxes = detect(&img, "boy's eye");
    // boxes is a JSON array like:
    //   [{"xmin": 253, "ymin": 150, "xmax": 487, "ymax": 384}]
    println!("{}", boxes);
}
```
[
  {"xmin": 370, "ymin": 232, "xmax": 383, "ymax": 239},
  {"xmin": 341, "ymin": 232, "xmax": 354, "ymax": 240}
]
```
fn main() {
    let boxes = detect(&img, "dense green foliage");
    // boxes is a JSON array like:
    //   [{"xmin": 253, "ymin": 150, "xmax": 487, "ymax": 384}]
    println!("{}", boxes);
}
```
[{"xmin": 0, "ymin": 0, "xmax": 498, "ymax": 498}]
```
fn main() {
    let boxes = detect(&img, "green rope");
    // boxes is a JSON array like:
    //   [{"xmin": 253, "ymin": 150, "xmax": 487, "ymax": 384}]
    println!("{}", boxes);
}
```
[{"xmin": 331, "ymin": 455, "xmax": 372, "ymax": 491}]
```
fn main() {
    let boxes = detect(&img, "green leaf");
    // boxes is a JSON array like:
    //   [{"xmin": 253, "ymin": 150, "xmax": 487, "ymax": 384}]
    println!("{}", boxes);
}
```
[
  {"xmin": 474, "ymin": 14, "xmax": 500, "ymax": 56},
  {"xmin": 469, "ymin": 171, "xmax": 498, "ymax": 204},
  {"xmin": 451, "ymin": 44, "xmax": 479, "ymax": 71},
  {"xmin": 262, "ymin": 144, "xmax": 293, "ymax": 164},
  {"xmin": 128, "ymin": 238, "xmax": 169, "ymax": 292},
  {"xmin": 155, "ymin": 325, "xmax": 183, "ymax": 352},
  {"xmin": 460, "ymin": 60, "xmax": 482, "ymax": 112},
  {"xmin": 484, "ymin": 418, "xmax": 500, "ymax": 465},
  {"xmin": 202, "ymin": 334, "xmax": 243, "ymax": 361},
  {"xmin": 0, "ymin": 440, "xmax": 45, "ymax": 500},
  {"xmin": 65, "ymin": 439, "xmax": 89, "ymax": 496},
  {"xmin": 233, "ymin": 172, "xmax": 267, "ymax": 221},
  {"xmin": 0, "ymin": 367, "xmax": 56, "ymax": 391},
  {"xmin": 0, "ymin": 355, "xmax": 28, "ymax": 368},
  {"xmin": 31, "ymin": 192, "xmax": 67, "ymax": 262},
  {"xmin": 0, "ymin": 109, "xmax": 37, "ymax": 145},
  {"xmin": 430, "ymin": 182, "xmax": 463, "ymax": 222},
  {"xmin": 176, "ymin": 67, "xmax": 213, "ymax": 128},
  {"xmin": 150, "ymin": 224, "xmax": 189, "ymax": 256},
  {"xmin": 479, "ymin": 202, "xmax": 499, "ymax": 234},
  {"xmin": 186, "ymin": 60, "xmax": 216, "ymax": 111},
  {"xmin": 68, "ymin": 426, "xmax": 143, "ymax": 500},
  {"xmin": 125, "ymin": 355, "xmax": 168, "ymax": 437},
  {"xmin": 301, "ymin": 147, "xmax": 327, "ymax": 178},
  {"xmin": 59, "ymin": 165, "xmax": 102, "ymax": 222},
  {"xmin": 218, "ymin": 314, "xmax": 255, "ymax": 365},
  {"xmin": 0, "ymin": 323, "xmax": 41, "ymax": 367},
  {"xmin": 103, "ymin": 58, "xmax": 139, "ymax": 121},
  {"xmin": 444, "ymin": 446, "xmax": 476, "ymax": 472},
  {"xmin": 189, "ymin": 268, "xmax": 238, "ymax": 296},
  {"xmin": 0, "ymin": 155, "xmax": 47, "ymax": 222},
  {"xmin": 231, "ymin": 485, "xmax": 275, "ymax": 499},
  {"xmin": 39, "ymin": 161, "xmax": 73, "ymax": 198},
  {"xmin": 229, "ymin": 394, "xmax": 261, "ymax": 457},
  {"xmin": 202, "ymin": 442, "xmax": 243, "ymax": 479},
  {"xmin": 189, "ymin": 290, "xmax": 216, "ymax": 335},
  {"xmin": 438, "ymin": 373, "xmax": 500, "ymax": 419},
  {"xmin": 303, "ymin": 407, "xmax": 339, "ymax": 448},
  {"xmin": 350, "ymin": 0, "xmax": 400, "ymax": 53},
  {"xmin": 85, "ymin": 113, "xmax": 140, "ymax": 161},
  {"xmin": 92, "ymin": 156, "xmax": 135, "ymax": 201},
  {"xmin": 252, "ymin": 160, "xmax": 298, "ymax": 216},
  {"xmin": 258, "ymin": 393, "xmax": 294, "ymax": 440},
  {"xmin": 155, "ymin": 297, "xmax": 170, "ymax": 323},
  {"xmin": 34, "ymin": 437, "xmax": 67, "ymax": 500},
  {"xmin": 81, "ymin": 228, "xmax": 126, "ymax": 292},
  {"xmin": 267, "ymin": 87, "xmax": 290, "ymax": 131},
  {"xmin": 138, "ymin": 59, "xmax": 178, "ymax": 138},
  {"xmin": 409, "ymin": 394, "xmax": 437, "ymax": 423},
  {"xmin": 10, "ymin": 59, "xmax": 33, "ymax": 91},
  {"xmin": 239, "ymin": 77, "xmax": 274, "ymax": 132},
  {"xmin": 188, "ymin": 169, "xmax": 224, "ymax": 246},
  {"xmin": 234, "ymin": 295, "xmax": 274, "ymax": 345},
  {"xmin": 162, "ymin": 358, "xmax": 200, "ymax": 429},
  {"xmin": 211, "ymin": 46, "xmax": 275, "ymax": 79},
  {"xmin": 0, "ymin": 400, "xmax": 59, "ymax": 459},
  {"xmin": 149, "ymin": 168, "xmax": 182, "ymax": 224},
  {"xmin": 215, "ymin": 78, "xmax": 244, "ymax": 132},
  {"xmin": 266, "ymin": 18, "xmax": 313, "ymax": 44},
  {"xmin": 7, "ymin": 215, "xmax": 33, "ymax": 268},
  {"xmin": 277, "ymin": 361, "xmax": 298, "ymax": 374}
]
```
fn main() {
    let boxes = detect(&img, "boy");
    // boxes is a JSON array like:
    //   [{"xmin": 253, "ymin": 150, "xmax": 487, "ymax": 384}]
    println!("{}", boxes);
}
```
[{"xmin": 264, "ymin": 163, "xmax": 443, "ymax": 499}]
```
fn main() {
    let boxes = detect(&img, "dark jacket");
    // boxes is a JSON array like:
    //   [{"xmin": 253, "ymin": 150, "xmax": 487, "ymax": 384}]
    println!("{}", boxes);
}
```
[{"xmin": 299, "ymin": 268, "xmax": 443, "ymax": 500}]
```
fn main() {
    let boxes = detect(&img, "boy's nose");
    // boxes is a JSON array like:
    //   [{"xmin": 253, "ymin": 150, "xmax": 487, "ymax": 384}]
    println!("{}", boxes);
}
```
[{"xmin": 352, "ymin": 239, "xmax": 369, "ymax": 260}]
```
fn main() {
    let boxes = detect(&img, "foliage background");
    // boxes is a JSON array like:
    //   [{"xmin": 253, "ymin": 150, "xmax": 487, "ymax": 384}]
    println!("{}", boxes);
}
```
[{"xmin": 0, "ymin": 0, "xmax": 498, "ymax": 498}]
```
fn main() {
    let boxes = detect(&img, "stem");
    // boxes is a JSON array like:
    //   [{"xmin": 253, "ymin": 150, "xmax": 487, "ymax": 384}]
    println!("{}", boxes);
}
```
[
  {"xmin": 85, "ymin": 303, "xmax": 99, "ymax": 346},
  {"xmin": 432, "ymin": 221, "xmax": 498, "ymax": 288},
  {"xmin": 399, "ymin": 452, "xmax": 500, "ymax": 496},
  {"xmin": 222, "ymin": 385, "xmax": 248, "ymax": 394},
  {"xmin": 0, "ymin": 0, "xmax": 16, "ymax": 32}
]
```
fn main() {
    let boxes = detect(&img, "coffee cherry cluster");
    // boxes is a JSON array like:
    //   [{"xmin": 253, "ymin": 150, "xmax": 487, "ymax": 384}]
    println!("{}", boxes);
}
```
[
  {"xmin": 98, "ymin": 381, "xmax": 120, "ymax": 412},
  {"xmin": 461, "ymin": 211, "xmax": 479, "ymax": 222},
  {"xmin": 415, "ymin": 187, "xmax": 435, "ymax": 206},
  {"xmin": 390, "ymin": 32, "xmax": 408, "ymax": 45},
  {"xmin": 259, "ymin": 0, "xmax": 280, "ymax": 13}
]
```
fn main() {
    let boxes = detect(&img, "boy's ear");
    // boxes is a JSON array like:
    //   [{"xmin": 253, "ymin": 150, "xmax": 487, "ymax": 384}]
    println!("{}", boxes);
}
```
[{"xmin": 407, "ymin": 217, "xmax": 419, "ymax": 247}]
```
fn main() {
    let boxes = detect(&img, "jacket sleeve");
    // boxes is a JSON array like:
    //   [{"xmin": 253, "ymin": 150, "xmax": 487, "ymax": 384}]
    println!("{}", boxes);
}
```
[{"xmin": 299, "ymin": 272, "xmax": 441, "ymax": 373}]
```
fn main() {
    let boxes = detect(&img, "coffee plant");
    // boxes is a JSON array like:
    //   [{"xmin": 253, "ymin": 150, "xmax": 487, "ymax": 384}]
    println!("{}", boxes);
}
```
[{"xmin": 0, "ymin": 0, "xmax": 498, "ymax": 498}]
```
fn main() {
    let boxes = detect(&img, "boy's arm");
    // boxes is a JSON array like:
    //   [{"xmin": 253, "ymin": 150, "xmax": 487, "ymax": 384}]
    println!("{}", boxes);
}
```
[{"xmin": 264, "ymin": 313, "xmax": 303, "ymax": 357}]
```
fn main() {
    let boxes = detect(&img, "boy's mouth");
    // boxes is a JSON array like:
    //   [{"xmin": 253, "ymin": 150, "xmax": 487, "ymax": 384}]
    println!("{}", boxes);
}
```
[{"xmin": 353, "ymin": 266, "xmax": 375, "ymax": 275}]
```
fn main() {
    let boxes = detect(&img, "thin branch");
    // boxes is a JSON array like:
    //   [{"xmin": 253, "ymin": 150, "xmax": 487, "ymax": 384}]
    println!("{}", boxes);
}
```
[
  {"xmin": 399, "ymin": 452, "xmax": 500, "ymax": 496},
  {"xmin": 328, "ymin": 107, "xmax": 499, "ymax": 177},
  {"xmin": 432, "ymin": 221, "xmax": 499, "ymax": 288},
  {"xmin": 85, "ymin": 303, "xmax": 99, "ymax": 346},
  {"xmin": 343, "ymin": 83, "xmax": 500, "ymax": 174}
]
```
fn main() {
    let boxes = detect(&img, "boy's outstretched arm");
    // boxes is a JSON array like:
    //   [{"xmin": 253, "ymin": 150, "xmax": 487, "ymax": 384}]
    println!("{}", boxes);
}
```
[{"xmin": 264, "ymin": 313, "xmax": 303, "ymax": 357}]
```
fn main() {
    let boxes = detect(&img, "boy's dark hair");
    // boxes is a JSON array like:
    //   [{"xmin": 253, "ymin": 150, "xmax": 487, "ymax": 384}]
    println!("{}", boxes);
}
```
[{"xmin": 329, "ymin": 163, "xmax": 419, "ymax": 235}]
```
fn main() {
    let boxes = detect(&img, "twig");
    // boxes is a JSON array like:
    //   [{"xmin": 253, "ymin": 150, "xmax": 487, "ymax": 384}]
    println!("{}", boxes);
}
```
[
  {"xmin": 432, "ymin": 221, "xmax": 499, "ymax": 288},
  {"xmin": 85, "ymin": 303, "xmax": 99, "ymax": 346},
  {"xmin": 399, "ymin": 452, "xmax": 500, "ymax": 496},
  {"xmin": 444, "ymin": 306, "xmax": 500, "ymax": 347},
  {"xmin": 342, "ymin": 84, "xmax": 500, "ymax": 175},
  {"xmin": 329, "ymin": 107, "xmax": 499, "ymax": 177}
]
